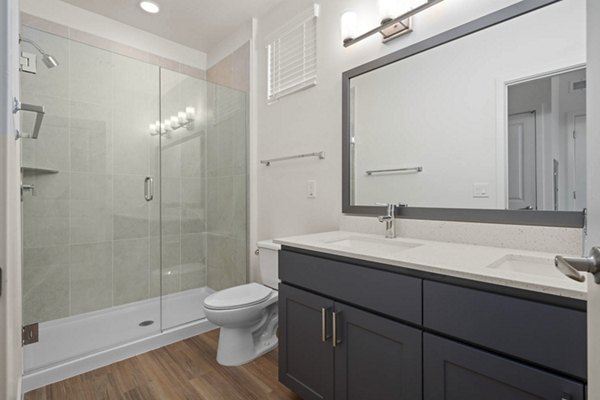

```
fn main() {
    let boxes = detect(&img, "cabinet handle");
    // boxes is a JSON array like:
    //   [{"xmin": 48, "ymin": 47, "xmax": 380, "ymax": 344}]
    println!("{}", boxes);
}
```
[
  {"xmin": 321, "ymin": 308, "xmax": 329, "ymax": 342},
  {"xmin": 332, "ymin": 311, "xmax": 340, "ymax": 347}
]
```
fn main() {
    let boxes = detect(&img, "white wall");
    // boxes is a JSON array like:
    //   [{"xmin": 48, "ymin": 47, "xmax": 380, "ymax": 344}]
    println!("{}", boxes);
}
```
[
  {"xmin": 0, "ymin": 0, "xmax": 23, "ymax": 398},
  {"xmin": 350, "ymin": 3, "xmax": 584, "ymax": 209},
  {"xmin": 20, "ymin": 0, "xmax": 207, "ymax": 70},
  {"xmin": 586, "ymin": 0, "xmax": 600, "ymax": 397},
  {"xmin": 254, "ymin": 0, "xmax": 585, "ymax": 271}
]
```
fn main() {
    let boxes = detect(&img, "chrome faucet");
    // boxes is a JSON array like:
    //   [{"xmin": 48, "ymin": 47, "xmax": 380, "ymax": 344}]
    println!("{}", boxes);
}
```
[{"xmin": 376, "ymin": 203, "xmax": 407, "ymax": 239}]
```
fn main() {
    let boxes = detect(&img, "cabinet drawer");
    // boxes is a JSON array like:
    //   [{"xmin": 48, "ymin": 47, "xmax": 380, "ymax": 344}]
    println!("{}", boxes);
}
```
[
  {"xmin": 424, "ymin": 333, "xmax": 585, "ymax": 400},
  {"xmin": 423, "ymin": 280, "xmax": 586, "ymax": 379},
  {"xmin": 280, "ymin": 250, "xmax": 422, "ymax": 324}
]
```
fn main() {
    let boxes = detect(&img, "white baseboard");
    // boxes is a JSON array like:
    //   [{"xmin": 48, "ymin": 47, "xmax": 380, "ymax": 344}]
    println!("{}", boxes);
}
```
[{"xmin": 22, "ymin": 319, "xmax": 216, "ymax": 393}]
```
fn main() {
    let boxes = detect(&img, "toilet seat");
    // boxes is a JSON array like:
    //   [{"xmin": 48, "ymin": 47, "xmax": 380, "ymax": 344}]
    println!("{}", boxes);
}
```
[{"xmin": 204, "ymin": 283, "xmax": 273, "ymax": 310}]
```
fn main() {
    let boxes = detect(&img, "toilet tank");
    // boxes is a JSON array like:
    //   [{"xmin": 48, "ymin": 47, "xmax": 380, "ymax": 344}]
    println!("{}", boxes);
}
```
[{"xmin": 257, "ymin": 240, "xmax": 281, "ymax": 289}]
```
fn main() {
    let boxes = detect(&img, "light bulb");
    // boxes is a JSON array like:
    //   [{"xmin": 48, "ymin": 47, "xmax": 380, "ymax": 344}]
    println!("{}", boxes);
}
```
[
  {"xmin": 185, "ymin": 106, "xmax": 195, "ymax": 120},
  {"xmin": 378, "ymin": 0, "xmax": 401, "ymax": 23},
  {"xmin": 170, "ymin": 115, "xmax": 179, "ymax": 127},
  {"xmin": 341, "ymin": 11, "xmax": 359, "ymax": 45},
  {"xmin": 164, "ymin": 119, "xmax": 171, "ymax": 131},
  {"xmin": 149, "ymin": 123, "xmax": 156, "ymax": 134},
  {"xmin": 178, "ymin": 111, "xmax": 187, "ymax": 124}
]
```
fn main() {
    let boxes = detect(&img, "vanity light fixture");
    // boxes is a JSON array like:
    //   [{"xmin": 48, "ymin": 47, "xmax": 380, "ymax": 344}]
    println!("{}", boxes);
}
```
[
  {"xmin": 140, "ymin": 1, "xmax": 160, "ymax": 14},
  {"xmin": 341, "ymin": 11, "xmax": 359, "ymax": 45},
  {"xmin": 149, "ymin": 106, "xmax": 195, "ymax": 136},
  {"xmin": 341, "ymin": 0, "xmax": 444, "ymax": 47}
]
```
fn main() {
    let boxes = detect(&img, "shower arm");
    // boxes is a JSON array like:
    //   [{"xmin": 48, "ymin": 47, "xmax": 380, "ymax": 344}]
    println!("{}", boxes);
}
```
[{"xmin": 19, "ymin": 35, "xmax": 50, "ymax": 56}]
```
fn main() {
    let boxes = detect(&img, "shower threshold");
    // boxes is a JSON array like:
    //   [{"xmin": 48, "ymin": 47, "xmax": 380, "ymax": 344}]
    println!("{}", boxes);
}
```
[{"xmin": 22, "ymin": 287, "xmax": 215, "ymax": 392}]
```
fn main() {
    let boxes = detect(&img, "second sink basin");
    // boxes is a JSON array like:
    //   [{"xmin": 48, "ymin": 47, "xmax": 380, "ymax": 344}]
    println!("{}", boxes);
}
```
[
  {"xmin": 325, "ymin": 236, "xmax": 422, "ymax": 254},
  {"xmin": 485, "ymin": 254, "xmax": 566, "ymax": 280}
]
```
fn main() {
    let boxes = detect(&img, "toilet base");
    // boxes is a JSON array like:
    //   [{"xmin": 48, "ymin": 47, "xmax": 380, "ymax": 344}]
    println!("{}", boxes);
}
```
[
  {"xmin": 215, "ymin": 307, "xmax": 279, "ymax": 366},
  {"xmin": 216, "ymin": 327, "xmax": 278, "ymax": 366}
]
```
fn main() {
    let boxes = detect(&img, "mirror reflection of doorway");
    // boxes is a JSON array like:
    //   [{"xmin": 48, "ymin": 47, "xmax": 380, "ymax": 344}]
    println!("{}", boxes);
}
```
[
  {"xmin": 507, "ymin": 67, "xmax": 586, "ymax": 211},
  {"xmin": 508, "ymin": 112, "xmax": 537, "ymax": 210}
]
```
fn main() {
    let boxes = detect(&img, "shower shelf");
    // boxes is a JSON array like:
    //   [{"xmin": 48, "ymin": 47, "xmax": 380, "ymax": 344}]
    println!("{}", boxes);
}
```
[{"xmin": 21, "ymin": 166, "xmax": 59, "ymax": 174}]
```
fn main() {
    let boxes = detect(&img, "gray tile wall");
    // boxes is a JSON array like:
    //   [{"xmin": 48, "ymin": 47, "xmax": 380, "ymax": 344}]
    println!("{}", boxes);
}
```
[
  {"xmin": 20, "ymin": 27, "xmax": 215, "ymax": 325},
  {"xmin": 205, "ymin": 85, "xmax": 248, "ymax": 291},
  {"xmin": 206, "ymin": 43, "xmax": 251, "ymax": 291}
]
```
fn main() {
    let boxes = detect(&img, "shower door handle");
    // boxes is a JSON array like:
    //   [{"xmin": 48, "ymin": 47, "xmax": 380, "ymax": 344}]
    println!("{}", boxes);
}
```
[
  {"xmin": 144, "ymin": 177, "xmax": 154, "ymax": 202},
  {"xmin": 13, "ymin": 97, "xmax": 45, "ymax": 139}
]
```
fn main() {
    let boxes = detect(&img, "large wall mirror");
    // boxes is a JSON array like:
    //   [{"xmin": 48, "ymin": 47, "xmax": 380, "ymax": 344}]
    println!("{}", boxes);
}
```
[{"xmin": 342, "ymin": 0, "xmax": 586, "ymax": 227}]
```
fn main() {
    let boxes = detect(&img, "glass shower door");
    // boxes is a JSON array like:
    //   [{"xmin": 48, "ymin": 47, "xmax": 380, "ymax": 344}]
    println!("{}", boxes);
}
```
[
  {"xmin": 159, "ymin": 71, "xmax": 248, "ymax": 330},
  {"xmin": 20, "ymin": 25, "xmax": 162, "ymax": 372},
  {"xmin": 159, "ymin": 68, "xmax": 208, "ymax": 329}
]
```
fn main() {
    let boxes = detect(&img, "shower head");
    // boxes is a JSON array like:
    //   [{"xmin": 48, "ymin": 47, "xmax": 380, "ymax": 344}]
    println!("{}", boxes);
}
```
[
  {"xmin": 19, "ymin": 35, "xmax": 59, "ymax": 68},
  {"xmin": 41, "ymin": 54, "xmax": 59, "ymax": 68}
]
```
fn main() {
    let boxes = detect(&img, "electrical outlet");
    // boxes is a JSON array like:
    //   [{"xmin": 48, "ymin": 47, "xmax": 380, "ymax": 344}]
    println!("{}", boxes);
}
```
[{"xmin": 307, "ymin": 180, "xmax": 317, "ymax": 199}]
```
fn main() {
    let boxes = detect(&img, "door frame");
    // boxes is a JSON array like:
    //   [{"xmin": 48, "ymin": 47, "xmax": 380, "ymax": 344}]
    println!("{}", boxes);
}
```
[
  {"xmin": 586, "ymin": 0, "xmax": 600, "ymax": 398},
  {"xmin": 0, "ymin": 0, "xmax": 23, "ymax": 399}
]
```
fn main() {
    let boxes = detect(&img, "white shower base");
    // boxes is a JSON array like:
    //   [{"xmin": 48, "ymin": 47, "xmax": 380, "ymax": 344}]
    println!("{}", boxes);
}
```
[{"xmin": 22, "ymin": 287, "xmax": 216, "ymax": 392}]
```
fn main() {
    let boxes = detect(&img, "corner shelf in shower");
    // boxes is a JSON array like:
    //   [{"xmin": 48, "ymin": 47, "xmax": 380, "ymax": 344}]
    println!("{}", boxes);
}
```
[{"xmin": 21, "ymin": 166, "xmax": 59, "ymax": 174}]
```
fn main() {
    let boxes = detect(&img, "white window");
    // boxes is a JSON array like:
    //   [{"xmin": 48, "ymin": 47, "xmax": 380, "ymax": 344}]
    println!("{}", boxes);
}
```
[{"xmin": 266, "ymin": 4, "xmax": 319, "ymax": 103}]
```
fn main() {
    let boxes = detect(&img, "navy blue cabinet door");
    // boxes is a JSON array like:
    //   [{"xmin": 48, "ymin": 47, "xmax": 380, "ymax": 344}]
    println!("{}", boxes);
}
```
[
  {"xmin": 334, "ymin": 303, "xmax": 422, "ymax": 400},
  {"xmin": 424, "ymin": 333, "xmax": 585, "ymax": 400},
  {"xmin": 279, "ymin": 284, "xmax": 334, "ymax": 400}
]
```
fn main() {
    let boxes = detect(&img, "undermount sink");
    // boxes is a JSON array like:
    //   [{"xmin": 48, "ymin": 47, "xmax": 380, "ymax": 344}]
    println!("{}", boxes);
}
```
[
  {"xmin": 324, "ymin": 236, "xmax": 422, "ymax": 254},
  {"xmin": 485, "ymin": 255, "xmax": 566, "ymax": 280}
]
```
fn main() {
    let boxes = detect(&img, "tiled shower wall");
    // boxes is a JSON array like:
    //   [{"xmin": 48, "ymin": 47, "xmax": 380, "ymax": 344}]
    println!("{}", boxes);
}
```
[
  {"xmin": 206, "ymin": 44, "xmax": 250, "ymax": 291},
  {"xmin": 158, "ymin": 69, "xmax": 209, "ymax": 297},
  {"xmin": 20, "ymin": 26, "xmax": 213, "ymax": 325}
]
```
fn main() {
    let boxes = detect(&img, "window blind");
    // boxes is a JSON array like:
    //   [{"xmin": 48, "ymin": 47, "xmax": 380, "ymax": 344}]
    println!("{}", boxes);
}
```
[{"xmin": 267, "ymin": 4, "xmax": 319, "ymax": 102}]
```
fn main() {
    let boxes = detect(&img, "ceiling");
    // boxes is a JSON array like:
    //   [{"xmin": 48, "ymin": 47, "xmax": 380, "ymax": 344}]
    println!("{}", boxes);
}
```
[{"xmin": 61, "ymin": 0, "xmax": 284, "ymax": 53}]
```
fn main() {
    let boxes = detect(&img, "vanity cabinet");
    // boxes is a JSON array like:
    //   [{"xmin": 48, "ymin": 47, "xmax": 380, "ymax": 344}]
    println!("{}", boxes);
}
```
[
  {"xmin": 279, "ymin": 284, "xmax": 422, "ymax": 400},
  {"xmin": 423, "ymin": 334, "xmax": 585, "ymax": 400},
  {"xmin": 333, "ymin": 301, "xmax": 422, "ymax": 400},
  {"xmin": 278, "ymin": 248, "xmax": 587, "ymax": 400},
  {"xmin": 278, "ymin": 284, "xmax": 334, "ymax": 400}
]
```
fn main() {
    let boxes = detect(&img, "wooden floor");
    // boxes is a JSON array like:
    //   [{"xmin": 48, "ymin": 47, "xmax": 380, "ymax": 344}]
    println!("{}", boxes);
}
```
[{"xmin": 25, "ymin": 329, "xmax": 302, "ymax": 400}]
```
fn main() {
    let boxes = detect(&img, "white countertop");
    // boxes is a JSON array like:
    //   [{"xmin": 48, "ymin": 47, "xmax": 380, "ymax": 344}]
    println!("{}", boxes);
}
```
[{"xmin": 274, "ymin": 231, "xmax": 587, "ymax": 301}]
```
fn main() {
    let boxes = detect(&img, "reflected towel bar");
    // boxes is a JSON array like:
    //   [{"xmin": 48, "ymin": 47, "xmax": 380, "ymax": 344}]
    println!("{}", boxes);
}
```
[
  {"xmin": 366, "ymin": 166, "xmax": 423, "ymax": 175},
  {"xmin": 261, "ymin": 151, "xmax": 325, "ymax": 166}
]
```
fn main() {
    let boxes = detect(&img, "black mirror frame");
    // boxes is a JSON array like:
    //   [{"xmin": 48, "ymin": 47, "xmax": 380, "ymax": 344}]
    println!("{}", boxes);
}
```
[{"xmin": 341, "ymin": 0, "xmax": 585, "ymax": 228}]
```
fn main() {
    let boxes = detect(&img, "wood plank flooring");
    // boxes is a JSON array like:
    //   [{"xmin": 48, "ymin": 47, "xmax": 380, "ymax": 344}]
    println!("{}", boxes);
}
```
[{"xmin": 25, "ymin": 329, "xmax": 302, "ymax": 400}]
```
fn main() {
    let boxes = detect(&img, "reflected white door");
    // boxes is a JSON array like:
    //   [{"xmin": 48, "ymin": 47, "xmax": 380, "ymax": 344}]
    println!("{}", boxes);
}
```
[
  {"xmin": 573, "ymin": 115, "xmax": 587, "ymax": 210},
  {"xmin": 508, "ymin": 112, "xmax": 536, "ymax": 210}
]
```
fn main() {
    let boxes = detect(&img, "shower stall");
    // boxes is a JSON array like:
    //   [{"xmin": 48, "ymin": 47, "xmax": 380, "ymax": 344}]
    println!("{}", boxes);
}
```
[{"xmin": 18, "ymin": 24, "xmax": 248, "ymax": 389}]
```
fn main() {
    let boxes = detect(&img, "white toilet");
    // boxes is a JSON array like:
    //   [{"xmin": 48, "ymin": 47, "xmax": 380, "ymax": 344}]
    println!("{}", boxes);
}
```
[{"xmin": 203, "ymin": 240, "xmax": 280, "ymax": 366}]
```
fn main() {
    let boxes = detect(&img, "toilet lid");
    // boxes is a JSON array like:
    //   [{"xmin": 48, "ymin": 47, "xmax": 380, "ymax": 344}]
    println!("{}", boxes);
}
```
[{"xmin": 203, "ymin": 283, "xmax": 273, "ymax": 310}]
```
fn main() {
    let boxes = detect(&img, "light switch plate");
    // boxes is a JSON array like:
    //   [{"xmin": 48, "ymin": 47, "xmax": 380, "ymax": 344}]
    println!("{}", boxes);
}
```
[{"xmin": 473, "ymin": 183, "xmax": 490, "ymax": 198}]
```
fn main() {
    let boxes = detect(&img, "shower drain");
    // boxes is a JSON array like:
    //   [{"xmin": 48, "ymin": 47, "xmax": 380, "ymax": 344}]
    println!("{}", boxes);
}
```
[{"xmin": 139, "ymin": 320, "xmax": 154, "ymax": 327}]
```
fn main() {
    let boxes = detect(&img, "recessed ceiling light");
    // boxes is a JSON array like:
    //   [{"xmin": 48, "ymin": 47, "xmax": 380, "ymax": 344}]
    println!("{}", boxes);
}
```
[{"xmin": 140, "ymin": 1, "xmax": 160, "ymax": 14}]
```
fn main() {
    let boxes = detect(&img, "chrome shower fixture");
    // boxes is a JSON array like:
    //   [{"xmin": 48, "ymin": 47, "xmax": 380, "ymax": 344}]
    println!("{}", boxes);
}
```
[{"xmin": 19, "ymin": 35, "xmax": 59, "ymax": 72}]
